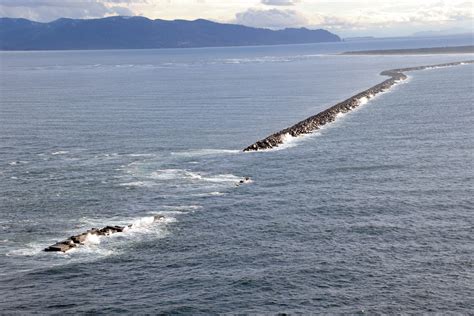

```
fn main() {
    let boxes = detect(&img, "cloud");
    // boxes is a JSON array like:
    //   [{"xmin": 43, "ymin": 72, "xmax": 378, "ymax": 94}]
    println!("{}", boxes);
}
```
[
  {"xmin": 305, "ymin": 3, "xmax": 473, "ymax": 31},
  {"xmin": 0, "ymin": 0, "xmax": 136, "ymax": 22},
  {"xmin": 234, "ymin": 8, "xmax": 308, "ymax": 29},
  {"xmin": 0, "ymin": 0, "xmax": 472, "ymax": 37},
  {"xmin": 261, "ymin": 0, "xmax": 301, "ymax": 6}
]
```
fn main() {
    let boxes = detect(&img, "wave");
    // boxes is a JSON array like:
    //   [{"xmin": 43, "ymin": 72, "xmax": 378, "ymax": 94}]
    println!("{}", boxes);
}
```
[
  {"xmin": 243, "ymin": 60, "xmax": 474, "ymax": 151},
  {"xmin": 127, "ymin": 153, "xmax": 157, "ymax": 157},
  {"xmin": 148, "ymin": 169, "xmax": 241, "ymax": 184},
  {"xmin": 191, "ymin": 191, "xmax": 225, "ymax": 197},
  {"xmin": 119, "ymin": 181, "xmax": 155, "ymax": 188},
  {"xmin": 171, "ymin": 149, "xmax": 240, "ymax": 157},
  {"xmin": 119, "ymin": 167, "xmax": 245, "ymax": 191},
  {"xmin": 219, "ymin": 54, "xmax": 331, "ymax": 65},
  {"xmin": 39, "ymin": 215, "xmax": 172, "ymax": 255},
  {"xmin": 8, "ymin": 160, "xmax": 28, "ymax": 166},
  {"xmin": 51, "ymin": 151, "xmax": 69, "ymax": 155}
]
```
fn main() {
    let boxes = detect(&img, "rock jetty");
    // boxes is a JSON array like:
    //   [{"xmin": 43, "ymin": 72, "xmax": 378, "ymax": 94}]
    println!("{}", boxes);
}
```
[
  {"xmin": 243, "ymin": 60, "xmax": 474, "ymax": 152},
  {"xmin": 44, "ymin": 215, "xmax": 164, "ymax": 253}
]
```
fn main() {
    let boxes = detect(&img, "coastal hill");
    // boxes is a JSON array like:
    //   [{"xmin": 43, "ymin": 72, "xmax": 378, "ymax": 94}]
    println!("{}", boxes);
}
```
[{"xmin": 0, "ymin": 16, "xmax": 341, "ymax": 51}]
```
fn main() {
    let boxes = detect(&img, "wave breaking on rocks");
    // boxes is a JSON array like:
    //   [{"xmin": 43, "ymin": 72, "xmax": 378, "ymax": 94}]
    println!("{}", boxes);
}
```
[
  {"xmin": 44, "ymin": 215, "xmax": 165, "ymax": 253},
  {"xmin": 243, "ymin": 60, "xmax": 474, "ymax": 152}
]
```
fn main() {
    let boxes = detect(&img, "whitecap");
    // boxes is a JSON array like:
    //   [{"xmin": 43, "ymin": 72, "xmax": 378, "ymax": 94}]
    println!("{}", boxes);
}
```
[
  {"xmin": 149, "ymin": 169, "xmax": 188, "ymax": 180},
  {"xmin": 192, "ymin": 191, "xmax": 225, "ymax": 197},
  {"xmin": 171, "ymin": 149, "xmax": 240, "ymax": 157},
  {"xmin": 119, "ymin": 181, "xmax": 155, "ymax": 187},
  {"xmin": 147, "ymin": 169, "xmax": 238, "ymax": 183},
  {"xmin": 163, "ymin": 205, "xmax": 203, "ymax": 211},
  {"xmin": 6, "ymin": 243, "xmax": 46, "ymax": 257},
  {"xmin": 198, "ymin": 173, "xmax": 241, "ymax": 183},
  {"xmin": 127, "ymin": 153, "xmax": 157, "ymax": 157},
  {"xmin": 51, "ymin": 151, "xmax": 69, "ymax": 155}
]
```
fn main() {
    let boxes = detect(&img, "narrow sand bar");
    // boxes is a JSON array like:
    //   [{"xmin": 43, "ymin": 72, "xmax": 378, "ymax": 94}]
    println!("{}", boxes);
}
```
[{"xmin": 342, "ymin": 45, "xmax": 474, "ymax": 55}]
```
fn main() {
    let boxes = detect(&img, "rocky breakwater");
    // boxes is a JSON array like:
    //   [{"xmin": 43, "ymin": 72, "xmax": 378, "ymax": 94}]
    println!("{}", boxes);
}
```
[
  {"xmin": 44, "ymin": 215, "xmax": 165, "ymax": 253},
  {"xmin": 243, "ymin": 60, "xmax": 474, "ymax": 152}
]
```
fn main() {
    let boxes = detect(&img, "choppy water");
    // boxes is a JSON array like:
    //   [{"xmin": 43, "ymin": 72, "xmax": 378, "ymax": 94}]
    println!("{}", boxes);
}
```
[{"xmin": 1, "ymin": 37, "xmax": 473, "ymax": 313}]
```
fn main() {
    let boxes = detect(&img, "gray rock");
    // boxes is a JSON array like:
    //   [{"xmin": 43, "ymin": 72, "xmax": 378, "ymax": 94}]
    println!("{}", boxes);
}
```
[{"xmin": 44, "ymin": 218, "xmax": 165, "ymax": 253}]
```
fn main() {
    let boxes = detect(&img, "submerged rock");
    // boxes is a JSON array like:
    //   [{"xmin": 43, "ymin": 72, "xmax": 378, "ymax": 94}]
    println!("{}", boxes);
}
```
[
  {"xmin": 235, "ymin": 176, "xmax": 252, "ymax": 186},
  {"xmin": 44, "ymin": 215, "xmax": 165, "ymax": 253}
]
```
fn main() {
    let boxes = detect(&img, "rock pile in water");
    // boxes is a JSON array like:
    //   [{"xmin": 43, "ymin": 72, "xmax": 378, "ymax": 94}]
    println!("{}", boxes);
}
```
[
  {"xmin": 243, "ymin": 60, "xmax": 474, "ymax": 151},
  {"xmin": 44, "ymin": 215, "xmax": 164, "ymax": 253}
]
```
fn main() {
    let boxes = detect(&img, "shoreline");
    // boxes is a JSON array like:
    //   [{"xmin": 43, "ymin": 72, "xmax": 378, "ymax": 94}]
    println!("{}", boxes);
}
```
[
  {"xmin": 243, "ymin": 60, "xmax": 474, "ymax": 152},
  {"xmin": 341, "ymin": 45, "xmax": 474, "ymax": 55}
]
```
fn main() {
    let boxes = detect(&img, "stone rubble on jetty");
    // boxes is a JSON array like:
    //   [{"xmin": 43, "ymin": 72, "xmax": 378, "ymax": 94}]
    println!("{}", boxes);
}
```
[
  {"xmin": 243, "ymin": 60, "xmax": 474, "ymax": 152},
  {"xmin": 44, "ymin": 215, "xmax": 165, "ymax": 253}
]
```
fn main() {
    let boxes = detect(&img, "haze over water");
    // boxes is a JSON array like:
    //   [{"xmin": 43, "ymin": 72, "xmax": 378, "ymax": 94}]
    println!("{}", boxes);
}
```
[{"xmin": 1, "ymin": 36, "xmax": 473, "ymax": 313}]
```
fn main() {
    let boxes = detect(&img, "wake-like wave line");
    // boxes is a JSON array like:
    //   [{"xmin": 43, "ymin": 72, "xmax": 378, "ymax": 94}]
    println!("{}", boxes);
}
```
[{"xmin": 243, "ymin": 60, "xmax": 474, "ymax": 151}]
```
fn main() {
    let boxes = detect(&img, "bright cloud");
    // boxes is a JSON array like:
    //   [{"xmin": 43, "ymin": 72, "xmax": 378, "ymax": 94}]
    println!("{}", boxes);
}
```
[
  {"xmin": 234, "ymin": 8, "xmax": 308, "ymax": 29},
  {"xmin": 261, "ymin": 0, "xmax": 301, "ymax": 6}
]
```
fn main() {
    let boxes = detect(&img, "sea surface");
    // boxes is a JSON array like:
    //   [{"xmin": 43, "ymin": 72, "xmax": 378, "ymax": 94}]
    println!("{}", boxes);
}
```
[{"xmin": 1, "ymin": 36, "xmax": 473, "ymax": 314}]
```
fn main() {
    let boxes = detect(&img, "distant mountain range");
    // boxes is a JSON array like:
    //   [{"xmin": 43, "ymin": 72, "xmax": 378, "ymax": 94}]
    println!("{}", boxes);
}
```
[{"xmin": 0, "ymin": 16, "xmax": 341, "ymax": 51}]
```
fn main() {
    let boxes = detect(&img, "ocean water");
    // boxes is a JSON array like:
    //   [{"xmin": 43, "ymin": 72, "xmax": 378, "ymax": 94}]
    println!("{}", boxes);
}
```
[{"xmin": 0, "ymin": 37, "xmax": 473, "ymax": 313}]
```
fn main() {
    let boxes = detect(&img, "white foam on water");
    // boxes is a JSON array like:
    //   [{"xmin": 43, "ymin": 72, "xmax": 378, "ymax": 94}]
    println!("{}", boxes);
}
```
[
  {"xmin": 249, "ymin": 132, "xmax": 321, "ymax": 153},
  {"xmin": 162, "ymin": 205, "xmax": 203, "ymax": 212},
  {"xmin": 31, "ymin": 215, "xmax": 175, "ymax": 260},
  {"xmin": 209, "ymin": 191, "xmax": 225, "ymax": 196},
  {"xmin": 275, "ymin": 133, "xmax": 301, "ymax": 150},
  {"xmin": 120, "ymin": 215, "xmax": 176, "ymax": 240},
  {"xmin": 149, "ymin": 169, "xmax": 188, "ymax": 180},
  {"xmin": 358, "ymin": 96, "xmax": 369, "ymax": 106},
  {"xmin": 171, "ymin": 149, "xmax": 240, "ymax": 157},
  {"xmin": 192, "ymin": 191, "xmax": 225, "ymax": 197},
  {"xmin": 220, "ymin": 55, "xmax": 307, "ymax": 65},
  {"xmin": 119, "ymin": 181, "xmax": 155, "ymax": 188},
  {"xmin": 51, "ymin": 151, "xmax": 69, "ymax": 155},
  {"xmin": 200, "ymin": 173, "xmax": 241, "ymax": 183},
  {"xmin": 6, "ymin": 243, "xmax": 45, "ymax": 257},
  {"xmin": 8, "ymin": 161, "xmax": 27, "ymax": 166},
  {"xmin": 130, "ymin": 216, "xmax": 156, "ymax": 229},
  {"xmin": 114, "ymin": 64, "xmax": 135, "ymax": 68},
  {"xmin": 84, "ymin": 233, "xmax": 101, "ymax": 245},
  {"xmin": 148, "ymin": 168, "xmax": 241, "ymax": 184},
  {"xmin": 127, "ymin": 153, "xmax": 157, "ymax": 157}
]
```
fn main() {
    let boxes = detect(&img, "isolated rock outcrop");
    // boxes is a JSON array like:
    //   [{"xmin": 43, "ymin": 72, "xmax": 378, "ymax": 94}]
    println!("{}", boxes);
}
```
[{"xmin": 44, "ymin": 215, "xmax": 164, "ymax": 253}]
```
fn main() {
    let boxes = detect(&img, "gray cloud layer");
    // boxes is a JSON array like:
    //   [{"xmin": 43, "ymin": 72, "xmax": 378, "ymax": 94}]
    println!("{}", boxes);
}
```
[{"xmin": 0, "ymin": 0, "xmax": 134, "ymax": 21}]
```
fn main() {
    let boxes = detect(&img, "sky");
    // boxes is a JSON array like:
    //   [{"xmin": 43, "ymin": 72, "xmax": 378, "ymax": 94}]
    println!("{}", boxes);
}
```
[{"xmin": 0, "ymin": 0, "xmax": 473, "ymax": 37}]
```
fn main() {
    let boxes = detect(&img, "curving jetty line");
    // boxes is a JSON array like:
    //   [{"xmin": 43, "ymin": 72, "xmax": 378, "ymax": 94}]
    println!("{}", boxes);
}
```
[
  {"xmin": 243, "ymin": 60, "xmax": 474, "ymax": 152},
  {"xmin": 44, "ymin": 215, "xmax": 164, "ymax": 252}
]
